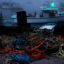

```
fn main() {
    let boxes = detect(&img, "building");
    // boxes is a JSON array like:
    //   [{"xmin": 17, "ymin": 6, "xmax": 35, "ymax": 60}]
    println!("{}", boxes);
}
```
[{"xmin": 0, "ymin": 2, "xmax": 24, "ymax": 26}]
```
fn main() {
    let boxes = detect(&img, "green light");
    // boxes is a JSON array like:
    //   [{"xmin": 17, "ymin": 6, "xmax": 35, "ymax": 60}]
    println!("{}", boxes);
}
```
[
  {"xmin": 50, "ymin": 2, "xmax": 55, "ymax": 7},
  {"xmin": 11, "ymin": 15, "xmax": 16, "ymax": 18}
]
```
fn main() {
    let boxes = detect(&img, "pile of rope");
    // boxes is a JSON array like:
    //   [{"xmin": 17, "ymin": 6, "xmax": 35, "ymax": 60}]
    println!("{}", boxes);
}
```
[{"xmin": 0, "ymin": 32, "xmax": 64, "ymax": 63}]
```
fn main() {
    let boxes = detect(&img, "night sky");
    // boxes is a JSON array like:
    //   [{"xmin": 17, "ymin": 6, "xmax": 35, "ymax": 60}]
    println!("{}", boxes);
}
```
[{"xmin": 0, "ymin": 0, "xmax": 64, "ymax": 14}]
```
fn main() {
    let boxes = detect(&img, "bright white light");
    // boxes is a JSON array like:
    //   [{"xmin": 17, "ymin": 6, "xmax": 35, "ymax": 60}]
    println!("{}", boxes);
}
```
[{"xmin": 39, "ymin": 25, "xmax": 55, "ymax": 30}]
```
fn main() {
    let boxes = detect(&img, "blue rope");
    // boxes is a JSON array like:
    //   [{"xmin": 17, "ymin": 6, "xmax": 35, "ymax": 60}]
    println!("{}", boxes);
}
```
[
  {"xmin": 9, "ymin": 37, "xmax": 27, "ymax": 49},
  {"xmin": 10, "ymin": 53, "xmax": 36, "ymax": 62}
]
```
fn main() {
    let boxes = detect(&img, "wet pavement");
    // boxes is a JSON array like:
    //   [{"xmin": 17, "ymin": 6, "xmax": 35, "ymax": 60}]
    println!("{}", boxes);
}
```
[{"xmin": 0, "ymin": 54, "xmax": 64, "ymax": 64}]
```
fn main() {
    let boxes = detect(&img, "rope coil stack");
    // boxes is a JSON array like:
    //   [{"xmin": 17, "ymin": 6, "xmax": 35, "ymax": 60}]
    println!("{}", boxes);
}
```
[
  {"xmin": 56, "ymin": 43, "xmax": 64, "ymax": 58},
  {"xmin": 0, "ymin": 30, "xmax": 64, "ymax": 63}
]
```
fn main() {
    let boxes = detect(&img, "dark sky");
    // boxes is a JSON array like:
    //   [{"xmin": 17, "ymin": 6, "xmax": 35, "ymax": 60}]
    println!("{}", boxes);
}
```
[{"xmin": 0, "ymin": 0, "xmax": 64, "ymax": 14}]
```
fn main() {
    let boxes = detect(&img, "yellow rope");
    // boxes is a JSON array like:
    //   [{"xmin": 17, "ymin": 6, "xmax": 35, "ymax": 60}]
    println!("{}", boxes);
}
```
[{"xmin": 56, "ymin": 43, "xmax": 64, "ymax": 58}]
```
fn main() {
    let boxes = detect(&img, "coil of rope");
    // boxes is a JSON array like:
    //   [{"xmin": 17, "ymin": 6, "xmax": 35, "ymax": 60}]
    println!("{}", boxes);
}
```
[
  {"xmin": 56, "ymin": 36, "xmax": 64, "ymax": 41},
  {"xmin": 0, "ymin": 46, "xmax": 25, "ymax": 54},
  {"xmin": 2, "ymin": 37, "xmax": 16, "ymax": 44},
  {"xmin": 56, "ymin": 43, "xmax": 64, "ymax": 58},
  {"xmin": 10, "ymin": 53, "xmax": 33, "ymax": 62},
  {"xmin": 26, "ymin": 40, "xmax": 46, "ymax": 59},
  {"xmin": 41, "ymin": 38, "xmax": 60, "ymax": 55},
  {"xmin": 0, "ymin": 38, "xmax": 27, "ymax": 54},
  {"xmin": 9, "ymin": 46, "xmax": 25, "ymax": 54},
  {"xmin": 43, "ymin": 39, "xmax": 60, "ymax": 50},
  {"xmin": 28, "ymin": 49, "xmax": 46, "ymax": 59},
  {"xmin": 26, "ymin": 40, "xmax": 44, "ymax": 52},
  {"xmin": 27, "ymin": 33, "xmax": 37, "ymax": 40},
  {"xmin": 9, "ymin": 37, "xmax": 27, "ymax": 50},
  {"xmin": 0, "ymin": 46, "xmax": 13, "ymax": 54}
]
